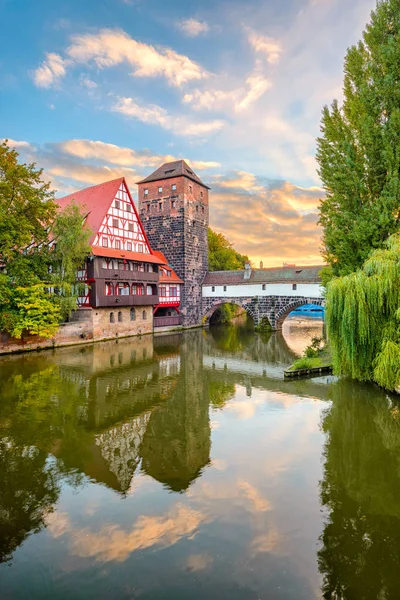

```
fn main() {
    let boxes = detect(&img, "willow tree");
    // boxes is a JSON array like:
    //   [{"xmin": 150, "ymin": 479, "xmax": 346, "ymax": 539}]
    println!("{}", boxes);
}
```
[
  {"xmin": 326, "ymin": 233, "xmax": 400, "ymax": 391},
  {"xmin": 317, "ymin": 0, "xmax": 400, "ymax": 278}
]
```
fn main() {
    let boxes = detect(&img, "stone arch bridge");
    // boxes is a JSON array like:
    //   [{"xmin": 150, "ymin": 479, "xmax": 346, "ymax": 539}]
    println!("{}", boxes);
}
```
[{"xmin": 201, "ymin": 265, "xmax": 324, "ymax": 330}]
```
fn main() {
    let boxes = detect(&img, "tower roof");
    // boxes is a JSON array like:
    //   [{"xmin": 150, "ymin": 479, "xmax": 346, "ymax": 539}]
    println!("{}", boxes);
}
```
[{"xmin": 137, "ymin": 159, "xmax": 210, "ymax": 189}]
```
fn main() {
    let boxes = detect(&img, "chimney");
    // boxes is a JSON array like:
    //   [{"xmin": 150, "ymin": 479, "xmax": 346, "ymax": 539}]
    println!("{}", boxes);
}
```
[{"xmin": 244, "ymin": 261, "xmax": 252, "ymax": 280}]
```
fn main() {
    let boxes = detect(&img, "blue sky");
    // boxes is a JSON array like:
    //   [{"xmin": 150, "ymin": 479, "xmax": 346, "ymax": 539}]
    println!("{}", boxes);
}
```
[{"xmin": 1, "ymin": 0, "xmax": 377, "ymax": 265}]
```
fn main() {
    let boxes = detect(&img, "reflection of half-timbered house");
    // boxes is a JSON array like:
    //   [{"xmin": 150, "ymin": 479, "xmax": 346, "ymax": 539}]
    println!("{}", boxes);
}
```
[{"xmin": 57, "ymin": 177, "xmax": 164, "ymax": 337}]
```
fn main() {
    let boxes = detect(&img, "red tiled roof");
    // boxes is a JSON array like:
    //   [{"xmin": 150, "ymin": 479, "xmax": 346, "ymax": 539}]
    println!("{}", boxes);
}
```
[
  {"xmin": 56, "ymin": 178, "xmax": 124, "ymax": 246},
  {"xmin": 153, "ymin": 250, "xmax": 184, "ymax": 283},
  {"xmin": 56, "ymin": 177, "xmax": 160, "ymax": 264},
  {"xmin": 136, "ymin": 159, "xmax": 210, "ymax": 189},
  {"xmin": 91, "ymin": 246, "xmax": 164, "ymax": 264}
]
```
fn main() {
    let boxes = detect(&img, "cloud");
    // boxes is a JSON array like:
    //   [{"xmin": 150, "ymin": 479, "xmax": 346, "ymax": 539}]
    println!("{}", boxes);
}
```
[
  {"xmin": 69, "ymin": 504, "xmax": 205, "ymax": 562},
  {"xmin": 209, "ymin": 170, "xmax": 323, "ymax": 266},
  {"xmin": 33, "ymin": 52, "xmax": 69, "ymax": 88},
  {"xmin": 112, "ymin": 96, "xmax": 225, "ymax": 137},
  {"xmin": 1, "ymin": 138, "xmax": 34, "ymax": 150},
  {"xmin": 33, "ymin": 28, "xmax": 207, "ymax": 89},
  {"xmin": 247, "ymin": 28, "xmax": 282, "ymax": 64},
  {"xmin": 79, "ymin": 75, "xmax": 97, "ymax": 89},
  {"xmin": 178, "ymin": 18, "xmax": 210, "ymax": 37}
]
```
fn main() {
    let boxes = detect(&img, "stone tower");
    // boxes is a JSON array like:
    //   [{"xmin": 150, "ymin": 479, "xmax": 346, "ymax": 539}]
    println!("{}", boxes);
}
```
[{"xmin": 137, "ymin": 160, "xmax": 209, "ymax": 327}]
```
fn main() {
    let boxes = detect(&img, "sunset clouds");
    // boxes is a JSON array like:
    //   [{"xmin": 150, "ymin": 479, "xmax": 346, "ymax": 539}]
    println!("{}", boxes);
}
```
[{"xmin": 1, "ymin": 0, "xmax": 377, "ymax": 265}]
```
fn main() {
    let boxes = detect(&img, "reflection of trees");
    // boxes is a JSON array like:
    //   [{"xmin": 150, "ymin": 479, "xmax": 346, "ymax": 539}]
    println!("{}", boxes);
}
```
[
  {"xmin": 206, "ymin": 321, "xmax": 296, "ymax": 365},
  {"xmin": 0, "ymin": 439, "xmax": 59, "ymax": 564},
  {"xmin": 141, "ymin": 332, "xmax": 211, "ymax": 492},
  {"xmin": 209, "ymin": 380, "xmax": 235, "ymax": 410},
  {"xmin": 319, "ymin": 380, "xmax": 400, "ymax": 599}
]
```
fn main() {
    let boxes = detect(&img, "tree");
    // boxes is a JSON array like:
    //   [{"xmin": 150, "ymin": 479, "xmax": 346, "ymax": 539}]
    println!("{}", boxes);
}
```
[
  {"xmin": 316, "ymin": 0, "xmax": 400, "ymax": 278},
  {"xmin": 208, "ymin": 228, "xmax": 249, "ymax": 271},
  {"xmin": 0, "ymin": 140, "xmax": 56, "ymax": 268},
  {"xmin": 326, "ymin": 232, "xmax": 400, "ymax": 391},
  {"xmin": 51, "ymin": 202, "xmax": 91, "ymax": 320},
  {"xmin": 0, "ymin": 141, "xmax": 92, "ymax": 337}
]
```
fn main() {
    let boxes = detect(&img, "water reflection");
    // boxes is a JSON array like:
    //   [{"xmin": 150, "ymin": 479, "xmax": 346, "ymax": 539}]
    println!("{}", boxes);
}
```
[
  {"xmin": 1, "ymin": 322, "xmax": 400, "ymax": 599},
  {"xmin": 319, "ymin": 380, "xmax": 400, "ymax": 599}
]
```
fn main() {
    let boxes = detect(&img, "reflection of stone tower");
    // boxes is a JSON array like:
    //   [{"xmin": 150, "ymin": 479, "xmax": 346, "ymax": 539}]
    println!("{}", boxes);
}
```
[
  {"xmin": 140, "ymin": 331, "xmax": 210, "ymax": 491},
  {"xmin": 137, "ymin": 160, "xmax": 209, "ymax": 327}
]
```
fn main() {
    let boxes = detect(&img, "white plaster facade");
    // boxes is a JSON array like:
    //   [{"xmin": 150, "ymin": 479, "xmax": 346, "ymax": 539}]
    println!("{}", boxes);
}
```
[{"xmin": 202, "ymin": 283, "xmax": 323, "ymax": 299}]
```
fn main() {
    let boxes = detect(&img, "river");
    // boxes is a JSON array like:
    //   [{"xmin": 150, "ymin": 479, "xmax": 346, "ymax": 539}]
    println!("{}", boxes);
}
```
[{"xmin": 1, "ymin": 316, "xmax": 400, "ymax": 599}]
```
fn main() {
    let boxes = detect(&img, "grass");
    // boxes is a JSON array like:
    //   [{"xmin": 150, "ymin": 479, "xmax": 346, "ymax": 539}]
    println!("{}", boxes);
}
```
[{"xmin": 288, "ymin": 344, "xmax": 332, "ymax": 372}]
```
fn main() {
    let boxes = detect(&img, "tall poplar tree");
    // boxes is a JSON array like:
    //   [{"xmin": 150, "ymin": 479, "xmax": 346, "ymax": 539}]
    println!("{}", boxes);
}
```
[{"xmin": 317, "ymin": 0, "xmax": 400, "ymax": 277}]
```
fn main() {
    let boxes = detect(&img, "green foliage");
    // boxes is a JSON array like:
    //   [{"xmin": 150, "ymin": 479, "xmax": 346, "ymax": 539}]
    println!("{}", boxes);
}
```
[
  {"xmin": 51, "ymin": 202, "xmax": 91, "ymax": 285},
  {"xmin": 0, "ymin": 140, "xmax": 56, "ymax": 267},
  {"xmin": 0, "ymin": 142, "xmax": 92, "ymax": 337},
  {"xmin": 208, "ymin": 228, "xmax": 249, "ymax": 271},
  {"xmin": 211, "ymin": 303, "xmax": 244, "ymax": 324},
  {"xmin": 326, "ymin": 232, "xmax": 400, "ymax": 390},
  {"xmin": 0, "ymin": 284, "xmax": 61, "ymax": 339},
  {"xmin": 316, "ymin": 0, "xmax": 400, "ymax": 277}
]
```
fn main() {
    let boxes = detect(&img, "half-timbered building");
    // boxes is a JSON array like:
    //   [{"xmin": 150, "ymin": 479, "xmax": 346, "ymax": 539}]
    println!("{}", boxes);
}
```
[{"xmin": 57, "ymin": 177, "xmax": 164, "ymax": 337}]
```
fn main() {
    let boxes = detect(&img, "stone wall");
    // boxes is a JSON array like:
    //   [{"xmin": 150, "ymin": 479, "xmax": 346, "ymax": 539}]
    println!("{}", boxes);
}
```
[
  {"xmin": 138, "ymin": 175, "xmax": 209, "ymax": 328},
  {"xmin": 0, "ymin": 306, "xmax": 153, "ymax": 355}
]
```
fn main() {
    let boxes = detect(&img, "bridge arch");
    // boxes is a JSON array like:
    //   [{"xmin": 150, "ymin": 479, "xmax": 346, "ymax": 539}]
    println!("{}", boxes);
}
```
[
  {"xmin": 202, "ymin": 298, "xmax": 259, "ymax": 326},
  {"xmin": 274, "ymin": 298, "xmax": 324, "ymax": 329}
]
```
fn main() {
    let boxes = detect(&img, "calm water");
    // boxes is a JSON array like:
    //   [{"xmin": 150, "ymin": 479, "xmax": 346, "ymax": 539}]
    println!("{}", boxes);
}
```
[{"xmin": 1, "ymin": 317, "xmax": 400, "ymax": 600}]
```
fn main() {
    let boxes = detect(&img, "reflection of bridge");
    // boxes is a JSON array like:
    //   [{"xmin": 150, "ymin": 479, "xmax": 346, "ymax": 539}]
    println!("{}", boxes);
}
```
[{"xmin": 202, "ymin": 265, "xmax": 324, "ymax": 328}]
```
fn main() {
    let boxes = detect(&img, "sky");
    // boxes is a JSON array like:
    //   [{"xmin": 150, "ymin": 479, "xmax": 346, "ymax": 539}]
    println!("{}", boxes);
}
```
[{"xmin": 0, "ymin": 0, "xmax": 377, "ymax": 266}]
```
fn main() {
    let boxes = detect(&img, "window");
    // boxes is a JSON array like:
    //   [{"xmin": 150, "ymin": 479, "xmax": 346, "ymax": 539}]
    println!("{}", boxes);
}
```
[
  {"xmin": 113, "ymin": 218, "xmax": 119, "ymax": 228},
  {"xmin": 115, "ymin": 240, "xmax": 121, "ymax": 249},
  {"xmin": 110, "ymin": 312, "xmax": 115, "ymax": 323},
  {"xmin": 158, "ymin": 186, "xmax": 162, "ymax": 193},
  {"xmin": 118, "ymin": 283, "xmax": 130, "ymax": 296},
  {"xmin": 102, "ymin": 259, "xmax": 108, "ymax": 269},
  {"xmin": 189, "ymin": 185, "xmax": 192, "ymax": 193},
  {"xmin": 223, "ymin": 286, "xmax": 227, "ymax": 292},
  {"xmin": 138, "ymin": 244, "xmax": 143, "ymax": 253},
  {"xmin": 115, "ymin": 200, "xmax": 120, "ymax": 210},
  {"xmin": 172, "ymin": 184, "xmax": 176, "ymax": 191},
  {"xmin": 130, "ymin": 308, "xmax": 136, "ymax": 321},
  {"xmin": 147, "ymin": 285, "xmax": 153, "ymax": 295},
  {"xmin": 262, "ymin": 284, "xmax": 266, "ymax": 290},
  {"xmin": 144, "ymin": 188, "xmax": 148, "ymax": 196},
  {"xmin": 128, "ymin": 223, "xmax": 134, "ymax": 232},
  {"xmin": 118, "ymin": 311, "xmax": 123, "ymax": 322},
  {"xmin": 127, "ymin": 242, "xmax": 132, "ymax": 251},
  {"xmin": 196, "ymin": 205, "xmax": 199, "ymax": 212},
  {"xmin": 132, "ymin": 284, "xmax": 137, "ymax": 295},
  {"xmin": 118, "ymin": 261, "xmax": 126, "ymax": 270},
  {"xmin": 212, "ymin": 286, "xmax": 215, "ymax": 292},
  {"xmin": 146, "ymin": 204, "xmax": 150, "ymax": 212},
  {"xmin": 160, "ymin": 286, "xmax": 166, "ymax": 297},
  {"xmin": 171, "ymin": 200, "xmax": 176, "ymax": 209},
  {"xmin": 106, "ymin": 282, "xmax": 114, "ymax": 296},
  {"xmin": 202, "ymin": 206, "xmax": 204, "ymax": 214},
  {"xmin": 159, "ymin": 202, "xmax": 162, "ymax": 211},
  {"xmin": 292, "ymin": 284, "xmax": 297, "ymax": 290},
  {"xmin": 142, "ymin": 310, "xmax": 147, "ymax": 320},
  {"xmin": 200, "ymin": 191, "xmax": 203, "ymax": 198},
  {"xmin": 170, "ymin": 287, "xmax": 177, "ymax": 297},
  {"xmin": 126, "ymin": 204, "xmax": 131, "ymax": 212},
  {"xmin": 137, "ymin": 284, "xmax": 144, "ymax": 296},
  {"xmin": 102, "ymin": 237, "xmax": 108, "ymax": 247}
]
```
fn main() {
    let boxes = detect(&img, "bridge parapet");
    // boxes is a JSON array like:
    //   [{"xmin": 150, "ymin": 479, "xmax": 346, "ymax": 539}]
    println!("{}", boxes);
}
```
[{"xmin": 202, "ymin": 296, "xmax": 324, "ymax": 330}]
